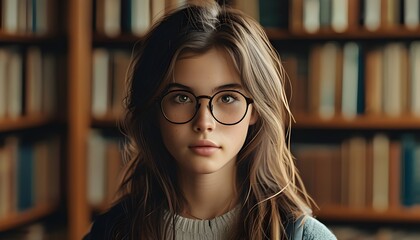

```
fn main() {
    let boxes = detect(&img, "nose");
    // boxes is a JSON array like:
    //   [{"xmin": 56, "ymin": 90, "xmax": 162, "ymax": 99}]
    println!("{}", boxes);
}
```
[{"xmin": 193, "ymin": 100, "xmax": 216, "ymax": 132}]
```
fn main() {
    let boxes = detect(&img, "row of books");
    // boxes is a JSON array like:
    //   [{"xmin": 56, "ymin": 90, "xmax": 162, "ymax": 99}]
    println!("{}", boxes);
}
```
[
  {"xmin": 291, "ymin": 0, "xmax": 420, "ymax": 33},
  {"xmin": 330, "ymin": 226, "xmax": 420, "ymax": 240},
  {"xmin": 87, "ymin": 130, "xmax": 123, "ymax": 207},
  {"xmin": 283, "ymin": 41, "xmax": 420, "ymax": 118},
  {"xmin": 0, "ymin": 135, "xmax": 61, "ymax": 219},
  {"xmin": 0, "ymin": 0, "xmax": 56, "ymax": 34},
  {"xmin": 93, "ymin": 0, "xmax": 186, "ymax": 37},
  {"xmin": 293, "ymin": 134, "xmax": 420, "ymax": 210},
  {"xmin": 0, "ymin": 46, "xmax": 59, "ymax": 120},
  {"xmin": 91, "ymin": 48, "xmax": 131, "ymax": 118}
]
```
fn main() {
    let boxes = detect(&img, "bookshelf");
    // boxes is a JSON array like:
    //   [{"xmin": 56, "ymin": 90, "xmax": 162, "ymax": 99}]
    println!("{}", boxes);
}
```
[
  {"xmin": 4, "ymin": 0, "xmax": 420, "ymax": 240},
  {"xmin": 21, "ymin": 0, "xmax": 420, "ymax": 239},
  {"xmin": 232, "ymin": 0, "xmax": 420, "ymax": 238},
  {"xmin": 0, "ymin": 0, "xmax": 65, "ymax": 236}
]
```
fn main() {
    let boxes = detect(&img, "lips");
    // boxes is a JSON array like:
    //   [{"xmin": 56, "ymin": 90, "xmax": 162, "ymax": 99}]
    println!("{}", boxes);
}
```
[{"xmin": 189, "ymin": 140, "xmax": 221, "ymax": 156}]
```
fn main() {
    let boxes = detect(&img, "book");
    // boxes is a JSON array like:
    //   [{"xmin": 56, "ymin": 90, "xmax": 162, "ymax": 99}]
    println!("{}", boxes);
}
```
[
  {"xmin": 17, "ymin": 140, "xmax": 35, "ymax": 211},
  {"xmin": 388, "ymin": 140, "xmax": 402, "ymax": 209},
  {"xmin": 91, "ymin": 48, "xmax": 111, "ymax": 117},
  {"xmin": 87, "ymin": 130, "xmax": 107, "ymax": 206},
  {"xmin": 383, "ymin": 43, "xmax": 406, "ymax": 116},
  {"xmin": 303, "ymin": 0, "xmax": 320, "ymax": 33},
  {"xmin": 2, "ymin": 0, "xmax": 19, "ymax": 33},
  {"xmin": 409, "ymin": 41, "xmax": 420, "ymax": 116},
  {"xmin": 341, "ymin": 42, "xmax": 360, "ymax": 118},
  {"xmin": 290, "ymin": 0, "xmax": 304, "ymax": 32},
  {"xmin": 259, "ymin": 0, "xmax": 288, "ymax": 28},
  {"xmin": 308, "ymin": 44, "xmax": 322, "ymax": 114},
  {"xmin": 364, "ymin": 0, "xmax": 381, "ymax": 31},
  {"xmin": 25, "ymin": 47, "xmax": 43, "ymax": 115},
  {"xmin": 319, "ymin": 0, "xmax": 332, "ymax": 28},
  {"xmin": 131, "ymin": 0, "xmax": 151, "ymax": 36},
  {"xmin": 364, "ymin": 47, "xmax": 383, "ymax": 115},
  {"xmin": 319, "ymin": 42, "xmax": 340, "ymax": 118},
  {"xmin": 0, "ymin": 144, "xmax": 12, "ymax": 218},
  {"xmin": 104, "ymin": 0, "xmax": 121, "ymax": 36},
  {"xmin": 401, "ymin": 135, "xmax": 420, "ymax": 206},
  {"xmin": 331, "ymin": 0, "xmax": 348, "ymax": 32},
  {"xmin": 372, "ymin": 134, "xmax": 390, "ymax": 211},
  {"xmin": 41, "ymin": 52, "xmax": 57, "ymax": 115},
  {"xmin": 347, "ymin": 136, "xmax": 367, "ymax": 208},
  {"xmin": 7, "ymin": 48, "xmax": 23, "ymax": 119},
  {"xmin": 0, "ymin": 48, "xmax": 8, "ymax": 119}
]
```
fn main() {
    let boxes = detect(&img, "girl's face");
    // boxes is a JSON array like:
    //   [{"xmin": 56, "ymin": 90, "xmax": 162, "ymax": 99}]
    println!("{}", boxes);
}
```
[{"xmin": 159, "ymin": 48, "xmax": 257, "ymax": 176}]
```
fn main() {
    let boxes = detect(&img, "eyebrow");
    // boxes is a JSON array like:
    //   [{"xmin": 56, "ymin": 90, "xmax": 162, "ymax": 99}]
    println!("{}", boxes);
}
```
[{"xmin": 166, "ymin": 83, "xmax": 244, "ymax": 93}]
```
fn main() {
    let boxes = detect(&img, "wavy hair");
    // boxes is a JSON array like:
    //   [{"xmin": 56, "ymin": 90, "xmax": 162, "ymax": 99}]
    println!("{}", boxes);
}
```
[{"xmin": 114, "ymin": 1, "xmax": 312, "ymax": 239}]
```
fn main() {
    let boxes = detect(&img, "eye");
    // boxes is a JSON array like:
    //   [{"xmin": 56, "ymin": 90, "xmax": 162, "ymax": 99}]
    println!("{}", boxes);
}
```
[
  {"xmin": 219, "ymin": 94, "xmax": 238, "ymax": 104},
  {"xmin": 174, "ymin": 94, "xmax": 192, "ymax": 104}
]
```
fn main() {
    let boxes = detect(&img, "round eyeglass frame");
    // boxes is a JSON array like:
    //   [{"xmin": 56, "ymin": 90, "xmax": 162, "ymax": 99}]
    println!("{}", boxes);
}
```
[{"xmin": 159, "ymin": 89, "xmax": 254, "ymax": 125}]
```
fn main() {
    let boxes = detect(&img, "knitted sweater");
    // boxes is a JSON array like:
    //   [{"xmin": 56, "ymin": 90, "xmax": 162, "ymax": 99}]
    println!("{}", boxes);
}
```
[
  {"xmin": 85, "ymin": 203, "xmax": 337, "ymax": 240},
  {"xmin": 166, "ymin": 207, "xmax": 336, "ymax": 239}
]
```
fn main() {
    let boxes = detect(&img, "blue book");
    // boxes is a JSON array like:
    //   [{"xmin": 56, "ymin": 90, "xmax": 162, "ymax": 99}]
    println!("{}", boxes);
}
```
[
  {"xmin": 17, "ymin": 141, "xmax": 34, "ymax": 211},
  {"xmin": 401, "ymin": 135, "xmax": 420, "ymax": 206},
  {"xmin": 259, "ymin": 0, "xmax": 289, "ymax": 28}
]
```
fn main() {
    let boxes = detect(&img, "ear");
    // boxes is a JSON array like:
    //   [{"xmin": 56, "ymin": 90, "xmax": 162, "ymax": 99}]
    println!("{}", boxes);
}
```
[{"xmin": 248, "ymin": 107, "xmax": 259, "ymax": 126}]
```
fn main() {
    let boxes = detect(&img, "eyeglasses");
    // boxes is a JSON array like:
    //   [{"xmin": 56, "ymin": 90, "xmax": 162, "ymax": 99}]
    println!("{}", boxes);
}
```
[{"xmin": 160, "ymin": 90, "xmax": 254, "ymax": 125}]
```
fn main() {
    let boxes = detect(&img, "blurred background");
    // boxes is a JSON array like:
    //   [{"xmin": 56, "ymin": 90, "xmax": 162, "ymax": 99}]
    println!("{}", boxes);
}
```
[{"xmin": 1, "ymin": 0, "xmax": 420, "ymax": 239}]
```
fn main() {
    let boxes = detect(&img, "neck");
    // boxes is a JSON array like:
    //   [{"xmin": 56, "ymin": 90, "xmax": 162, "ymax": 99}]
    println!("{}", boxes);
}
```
[{"xmin": 178, "ymin": 165, "xmax": 238, "ymax": 220}]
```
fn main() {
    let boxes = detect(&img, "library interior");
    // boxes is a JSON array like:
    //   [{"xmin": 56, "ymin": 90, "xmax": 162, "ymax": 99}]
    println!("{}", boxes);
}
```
[{"xmin": 1, "ymin": 0, "xmax": 420, "ymax": 239}]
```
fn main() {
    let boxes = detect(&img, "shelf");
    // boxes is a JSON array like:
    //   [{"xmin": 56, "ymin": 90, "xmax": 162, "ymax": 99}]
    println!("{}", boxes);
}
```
[
  {"xmin": 0, "ymin": 115, "xmax": 55, "ymax": 132},
  {"xmin": 292, "ymin": 114, "xmax": 420, "ymax": 129},
  {"xmin": 91, "ymin": 115, "xmax": 121, "ymax": 127},
  {"xmin": 315, "ymin": 206, "xmax": 420, "ymax": 223},
  {"xmin": 93, "ymin": 33, "xmax": 142, "ymax": 45},
  {"xmin": 0, "ymin": 32, "xmax": 66, "ymax": 44},
  {"xmin": 0, "ymin": 203, "xmax": 58, "ymax": 231},
  {"xmin": 266, "ymin": 27, "xmax": 420, "ymax": 41}
]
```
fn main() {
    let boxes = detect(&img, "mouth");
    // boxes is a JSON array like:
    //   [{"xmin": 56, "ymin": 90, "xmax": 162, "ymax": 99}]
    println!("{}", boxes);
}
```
[{"xmin": 189, "ymin": 140, "xmax": 221, "ymax": 156}]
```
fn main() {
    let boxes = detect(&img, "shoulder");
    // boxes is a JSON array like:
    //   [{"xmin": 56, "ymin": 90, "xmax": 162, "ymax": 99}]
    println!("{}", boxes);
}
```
[
  {"xmin": 84, "ymin": 201, "xmax": 127, "ymax": 240},
  {"xmin": 301, "ymin": 216, "xmax": 337, "ymax": 240}
]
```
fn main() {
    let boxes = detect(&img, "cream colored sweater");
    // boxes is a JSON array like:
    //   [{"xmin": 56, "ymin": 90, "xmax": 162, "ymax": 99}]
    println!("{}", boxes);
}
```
[
  {"xmin": 166, "ymin": 207, "xmax": 239, "ymax": 239},
  {"xmin": 165, "ymin": 207, "xmax": 337, "ymax": 240}
]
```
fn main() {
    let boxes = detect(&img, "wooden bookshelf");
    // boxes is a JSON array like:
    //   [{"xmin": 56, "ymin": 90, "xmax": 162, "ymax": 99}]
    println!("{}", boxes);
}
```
[
  {"xmin": 293, "ymin": 114, "xmax": 420, "ymax": 129},
  {"xmin": 0, "ymin": 203, "xmax": 59, "ymax": 231},
  {"xmin": 0, "ymin": 33, "xmax": 65, "ymax": 44},
  {"xmin": 62, "ymin": 0, "xmax": 420, "ymax": 239},
  {"xmin": 0, "ymin": 0, "xmax": 65, "ymax": 236},
  {"xmin": 315, "ymin": 206, "xmax": 420, "ymax": 223},
  {"xmin": 266, "ymin": 28, "xmax": 420, "ymax": 40},
  {"xmin": 0, "ymin": 116, "xmax": 55, "ymax": 132}
]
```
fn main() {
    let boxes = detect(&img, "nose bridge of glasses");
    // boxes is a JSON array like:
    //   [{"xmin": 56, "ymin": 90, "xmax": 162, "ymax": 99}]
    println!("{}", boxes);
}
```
[{"xmin": 195, "ymin": 95, "xmax": 213, "ymax": 111}]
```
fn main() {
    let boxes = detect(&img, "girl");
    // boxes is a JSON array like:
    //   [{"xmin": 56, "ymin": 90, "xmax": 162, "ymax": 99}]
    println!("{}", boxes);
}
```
[{"xmin": 85, "ymin": 1, "xmax": 336, "ymax": 239}]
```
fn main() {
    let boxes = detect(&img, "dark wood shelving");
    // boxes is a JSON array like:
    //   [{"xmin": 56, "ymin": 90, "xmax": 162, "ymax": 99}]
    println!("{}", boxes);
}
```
[
  {"xmin": 0, "ymin": 115, "xmax": 55, "ymax": 132},
  {"xmin": 315, "ymin": 206, "xmax": 420, "ymax": 223},
  {"xmin": 92, "ymin": 33, "xmax": 142, "ymax": 45},
  {"xmin": 0, "ymin": 203, "xmax": 58, "ymax": 231},
  {"xmin": 0, "ymin": 32, "xmax": 66, "ymax": 44},
  {"xmin": 266, "ymin": 27, "xmax": 420, "ymax": 40},
  {"xmin": 292, "ymin": 114, "xmax": 420, "ymax": 129}
]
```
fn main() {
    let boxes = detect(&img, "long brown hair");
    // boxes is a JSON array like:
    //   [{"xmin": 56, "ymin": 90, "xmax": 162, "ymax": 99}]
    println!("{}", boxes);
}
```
[{"xmin": 114, "ymin": 1, "xmax": 312, "ymax": 239}]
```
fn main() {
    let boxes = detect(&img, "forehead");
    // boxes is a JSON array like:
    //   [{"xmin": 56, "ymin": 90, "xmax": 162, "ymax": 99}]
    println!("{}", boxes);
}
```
[{"xmin": 172, "ymin": 48, "xmax": 241, "ymax": 93}]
